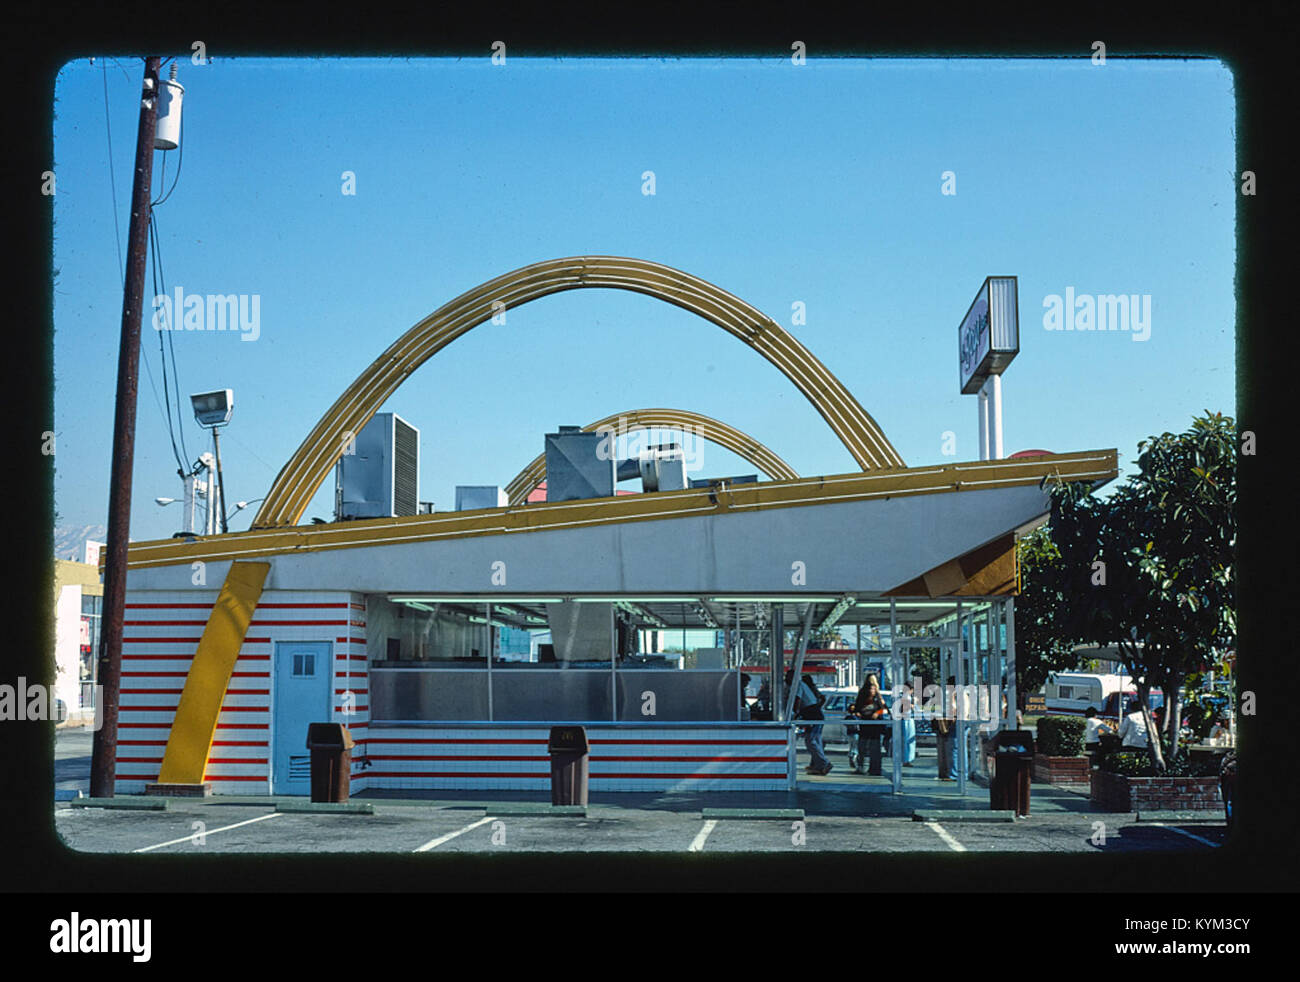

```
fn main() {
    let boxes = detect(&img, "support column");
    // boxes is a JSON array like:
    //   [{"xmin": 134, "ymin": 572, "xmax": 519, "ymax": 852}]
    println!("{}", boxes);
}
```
[
  {"xmin": 989, "ymin": 372, "xmax": 1004, "ymax": 458},
  {"xmin": 978, "ymin": 382, "xmax": 990, "ymax": 461},
  {"xmin": 784, "ymin": 605, "xmax": 814, "ymax": 717},
  {"xmin": 771, "ymin": 605, "xmax": 785, "ymax": 722},
  {"xmin": 486, "ymin": 603, "xmax": 494, "ymax": 722},
  {"xmin": 1005, "ymin": 597, "xmax": 1017, "ymax": 732},
  {"xmin": 855, "ymin": 623, "xmax": 861, "ymax": 691},
  {"xmin": 956, "ymin": 601, "xmax": 967, "ymax": 797},
  {"xmin": 891, "ymin": 638, "xmax": 902, "ymax": 794}
]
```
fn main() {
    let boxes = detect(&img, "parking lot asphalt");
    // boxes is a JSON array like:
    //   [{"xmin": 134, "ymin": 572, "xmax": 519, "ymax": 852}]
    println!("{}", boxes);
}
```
[
  {"xmin": 51, "ymin": 726, "xmax": 1226, "ymax": 855},
  {"xmin": 52, "ymin": 797, "xmax": 1225, "ymax": 855}
]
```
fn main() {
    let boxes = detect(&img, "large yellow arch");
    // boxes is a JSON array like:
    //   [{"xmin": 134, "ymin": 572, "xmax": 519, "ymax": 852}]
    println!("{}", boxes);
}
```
[
  {"xmin": 252, "ymin": 256, "xmax": 904, "ymax": 528},
  {"xmin": 504, "ymin": 408, "xmax": 800, "ymax": 505}
]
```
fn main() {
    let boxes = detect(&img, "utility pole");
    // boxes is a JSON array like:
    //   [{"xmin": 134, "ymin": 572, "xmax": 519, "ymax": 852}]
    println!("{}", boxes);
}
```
[
  {"xmin": 90, "ymin": 56, "xmax": 161, "ymax": 798},
  {"xmin": 213, "ymin": 429, "xmax": 229, "ymax": 533}
]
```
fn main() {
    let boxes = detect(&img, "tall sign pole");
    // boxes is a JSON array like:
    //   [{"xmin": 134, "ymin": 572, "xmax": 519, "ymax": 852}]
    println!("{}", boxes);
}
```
[
  {"xmin": 90, "ymin": 56, "xmax": 161, "ymax": 798},
  {"xmin": 958, "ymin": 276, "xmax": 1020, "ymax": 460}
]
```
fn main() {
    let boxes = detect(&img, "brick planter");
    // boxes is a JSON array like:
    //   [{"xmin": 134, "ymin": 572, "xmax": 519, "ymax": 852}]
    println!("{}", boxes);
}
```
[
  {"xmin": 1090, "ymin": 769, "xmax": 1224, "ymax": 812},
  {"xmin": 1032, "ymin": 754, "xmax": 1091, "ymax": 790}
]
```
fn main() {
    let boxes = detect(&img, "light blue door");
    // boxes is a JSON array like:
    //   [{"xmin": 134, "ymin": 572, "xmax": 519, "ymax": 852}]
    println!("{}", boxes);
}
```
[{"xmin": 273, "ymin": 641, "xmax": 332, "ymax": 794}]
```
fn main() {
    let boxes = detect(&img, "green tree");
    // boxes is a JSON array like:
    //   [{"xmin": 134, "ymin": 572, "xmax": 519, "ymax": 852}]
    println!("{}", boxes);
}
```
[
  {"xmin": 1014, "ymin": 525, "xmax": 1084, "ymax": 700},
  {"xmin": 1047, "ymin": 412, "xmax": 1236, "ymax": 771}
]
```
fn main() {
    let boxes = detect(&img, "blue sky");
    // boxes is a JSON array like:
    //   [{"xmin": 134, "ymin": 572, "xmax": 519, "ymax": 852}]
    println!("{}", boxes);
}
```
[{"xmin": 52, "ymin": 56, "xmax": 1235, "ymax": 543}]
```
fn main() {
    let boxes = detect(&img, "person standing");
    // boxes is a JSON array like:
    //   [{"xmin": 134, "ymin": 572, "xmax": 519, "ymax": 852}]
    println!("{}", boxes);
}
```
[
  {"xmin": 897, "ymin": 681, "xmax": 917, "ymax": 767},
  {"xmin": 1083, "ymin": 707, "xmax": 1113, "ymax": 754},
  {"xmin": 851, "ymin": 673, "xmax": 889, "ymax": 775},
  {"xmin": 789, "ymin": 670, "xmax": 831, "ymax": 775},
  {"xmin": 1119, "ymin": 705, "xmax": 1150, "ymax": 748}
]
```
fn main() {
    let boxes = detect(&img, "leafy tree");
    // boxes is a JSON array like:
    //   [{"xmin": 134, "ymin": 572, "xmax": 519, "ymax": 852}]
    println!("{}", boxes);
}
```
[
  {"xmin": 1014, "ymin": 525, "xmax": 1084, "ymax": 700},
  {"xmin": 1046, "ymin": 412, "xmax": 1236, "ymax": 771}
]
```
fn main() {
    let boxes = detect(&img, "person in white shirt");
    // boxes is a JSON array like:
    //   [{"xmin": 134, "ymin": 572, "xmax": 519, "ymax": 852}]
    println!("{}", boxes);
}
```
[
  {"xmin": 1208, "ymin": 715, "xmax": 1231, "ymax": 745},
  {"xmin": 1083, "ymin": 708, "xmax": 1113, "ymax": 750},
  {"xmin": 1118, "ymin": 707, "xmax": 1150, "ymax": 748}
]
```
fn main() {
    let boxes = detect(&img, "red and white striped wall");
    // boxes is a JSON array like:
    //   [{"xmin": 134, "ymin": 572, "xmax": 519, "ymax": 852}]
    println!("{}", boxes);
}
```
[
  {"xmin": 115, "ymin": 589, "xmax": 792, "ymax": 793},
  {"xmin": 113, "ymin": 590, "xmax": 369, "ymax": 795},
  {"xmin": 363, "ymin": 725, "xmax": 791, "ymax": 792}
]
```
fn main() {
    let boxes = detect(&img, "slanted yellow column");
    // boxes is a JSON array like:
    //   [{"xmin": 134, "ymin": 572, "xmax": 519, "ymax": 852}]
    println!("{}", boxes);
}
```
[{"xmin": 155, "ymin": 561, "xmax": 271, "ymax": 786}]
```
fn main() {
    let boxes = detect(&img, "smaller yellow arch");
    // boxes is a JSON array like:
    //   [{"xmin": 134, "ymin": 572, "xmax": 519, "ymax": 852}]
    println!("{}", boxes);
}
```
[{"xmin": 504, "ymin": 408, "xmax": 799, "ymax": 506}]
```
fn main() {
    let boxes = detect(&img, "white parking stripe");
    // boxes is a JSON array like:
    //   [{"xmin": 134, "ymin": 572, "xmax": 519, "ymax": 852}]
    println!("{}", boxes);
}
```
[
  {"xmin": 133, "ymin": 812, "xmax": 284, "ymax": 853},
  {"xmin": 413, "ymin": 815, "xmax": 496, "ymax": 852},
  {"xmin": 688, "ymin": 820, "xmax": 718, "ymax": 852},
  {"xmin": 1148, "ymin": 822, "xmax": 1220, "ymax": 848},
  {"xmin": 927, "ymin": 821, "xmax": 967, "ymax": 852}
]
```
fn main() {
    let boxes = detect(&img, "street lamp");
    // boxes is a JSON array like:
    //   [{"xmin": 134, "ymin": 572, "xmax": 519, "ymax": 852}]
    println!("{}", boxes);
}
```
[
  {"xmin": 190, "ymin": 389, "xmax": 233, "ymax": 534},
  {"xmin": 156, "ymin": 460, "xmax": 209, "ymax": 536},
  {"xmin": 224, "ymin": 496, "xmax": 266, "ymax": 525}
]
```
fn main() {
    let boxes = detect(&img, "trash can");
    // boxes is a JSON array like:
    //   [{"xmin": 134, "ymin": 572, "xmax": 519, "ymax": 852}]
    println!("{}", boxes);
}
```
[
  {"xmin": 989, "ymin": 729, "xmax": 1034, "ymax": 816},
  {"xmin": 548, "ymin": 725, "xmax": 589, "ymax": 806},
  {"xmin": 306, "ymin": 722, "xmax": 355, "ymax": 803}
]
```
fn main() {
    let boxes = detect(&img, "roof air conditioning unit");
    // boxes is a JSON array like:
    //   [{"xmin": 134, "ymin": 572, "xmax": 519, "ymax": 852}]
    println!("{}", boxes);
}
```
[{"xmin": 335, "ymin": 412, "xmax": 420, "ymax": 520}]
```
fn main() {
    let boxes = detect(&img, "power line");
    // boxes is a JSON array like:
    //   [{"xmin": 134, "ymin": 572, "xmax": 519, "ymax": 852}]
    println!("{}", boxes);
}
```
[
  {"xmin": 149, "ymin": 214, "xmax": 188, "ymax": 476},
  {"xmin": 149, "ymin": 209, "xmax": 192, "ymax": 467},
  {"xmin": 100, "ymin": 61, "xmax": 123, "ymax": 287},
  {"xmin": 151, "ymin": 132, "xmax": 183, "ymax": 206}
]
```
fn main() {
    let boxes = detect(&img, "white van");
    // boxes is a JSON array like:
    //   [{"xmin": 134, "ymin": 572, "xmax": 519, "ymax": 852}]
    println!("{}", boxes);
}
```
[{"xmin": 1043, "ymin": 673, "xmax": 1129, "ymax": 717}]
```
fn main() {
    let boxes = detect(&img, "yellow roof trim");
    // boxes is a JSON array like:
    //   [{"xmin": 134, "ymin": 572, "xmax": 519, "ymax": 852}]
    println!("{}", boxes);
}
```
[{"xmin": 126, "ymin": 450, "xmax": 1117, "ymax": 571}]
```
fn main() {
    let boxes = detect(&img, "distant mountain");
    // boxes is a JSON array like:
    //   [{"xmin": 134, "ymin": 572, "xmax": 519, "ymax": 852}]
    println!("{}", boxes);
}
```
[{"xmin": 53, "ymin": 524, "xmax": 107, "ymax": 562}]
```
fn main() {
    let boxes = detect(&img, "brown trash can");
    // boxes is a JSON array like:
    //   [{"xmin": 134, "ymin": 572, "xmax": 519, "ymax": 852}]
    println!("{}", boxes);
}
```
[
  {"xmin": 548, "ymin": 725, "xmax": 589, "ymax": 806},
  {"xmin": 989, "ymin": 729, "xmax": 1035, "ymax": 816},
  {"xmin": 306, "ymin": 722, "xmax": 355, "ymax": 802}
]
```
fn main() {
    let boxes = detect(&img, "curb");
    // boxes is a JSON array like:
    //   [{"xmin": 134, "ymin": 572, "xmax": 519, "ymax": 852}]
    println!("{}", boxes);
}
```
[
  {"xmin": 275, "ymin": 801, "xmax": 374, "ymax": 815},
  {"xmin": 1134, "ymin": 809, "xmax": 1226, "ymax": 824},
  {"xmin": 70, "ymin": 797, "xmax": 168, "ymax": 811},
  {"xmin": 703, "ymin": 808, "xmax": 805, "ymax": 820},
  {"xmin": 913, "ymin": 809, "xmax": 1016, "ymax": 823},
  {"xmin": 489, "ymin": 804, "xmax": 588, "ymax": 817}
]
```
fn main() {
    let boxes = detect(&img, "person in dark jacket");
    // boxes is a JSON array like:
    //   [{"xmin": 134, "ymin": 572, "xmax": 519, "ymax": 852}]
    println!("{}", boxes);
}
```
[
  {"xmin": 788, "ymin": 669, "xmax": 831, "ymax": 775},
  {"xmin": 851, "ymin": 673, "xmax": 889, "ymax": 775}
]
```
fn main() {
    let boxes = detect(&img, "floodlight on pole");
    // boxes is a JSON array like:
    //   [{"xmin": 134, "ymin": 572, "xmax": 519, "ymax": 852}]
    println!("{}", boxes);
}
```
[
  {"xmin": 191, "ymin": 390, "xmax": 233, "ymax": 533},
  {"xmin": 190, "ymin": 389, "xmax": 234, "ymax": 428}
]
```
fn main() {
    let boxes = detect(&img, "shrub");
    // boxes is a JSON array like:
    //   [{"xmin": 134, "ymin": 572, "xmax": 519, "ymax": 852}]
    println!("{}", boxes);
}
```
[
  {"xmin": 1099, "ymin": 750, "xmax": 1220, "ymax": 777},
  {"xmin": 1036, "ymin": 715, "xmax": 1086, "ymax": 757},
  {"xmin": 1100, "ymin": 750, "xmax": 1151, "ymax": 776}
]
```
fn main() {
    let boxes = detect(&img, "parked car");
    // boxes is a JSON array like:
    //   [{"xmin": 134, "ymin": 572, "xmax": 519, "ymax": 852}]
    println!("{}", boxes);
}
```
[
  {"xmin": 818, "ymin": 686, "xmax": 933, "ymax": 747},
  {"xmin": 1098, "ymin": 688, "xmax": 1165, "ymax": 725}
]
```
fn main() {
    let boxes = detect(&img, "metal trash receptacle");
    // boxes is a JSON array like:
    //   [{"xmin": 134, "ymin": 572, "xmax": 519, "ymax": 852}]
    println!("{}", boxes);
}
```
[
  {"xmin": 989, "ymin": 729, "xmax": 1035, "ymax": 816},
  {"xmin": 548, "ymin": 725, "xmax": 589, "ymax": 806},
  {"xmin": 306, "ymin": 722, "xmax": 355, "ymax": 803}
]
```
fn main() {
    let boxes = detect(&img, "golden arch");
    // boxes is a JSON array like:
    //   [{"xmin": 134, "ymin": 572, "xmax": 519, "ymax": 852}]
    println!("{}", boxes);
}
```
[
  {"xmin": 253, "ymin": 256, "xmax": 904, "ymax": 528},
  {"xmin": 504, "ymin": 408, "xmax": 800, "ymax": 506}
]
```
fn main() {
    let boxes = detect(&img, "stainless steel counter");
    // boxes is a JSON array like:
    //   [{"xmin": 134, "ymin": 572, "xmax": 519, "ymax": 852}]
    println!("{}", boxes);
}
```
[{"xmin": 370, "ymin": 666, "xmax": 742, "ymax": 722}]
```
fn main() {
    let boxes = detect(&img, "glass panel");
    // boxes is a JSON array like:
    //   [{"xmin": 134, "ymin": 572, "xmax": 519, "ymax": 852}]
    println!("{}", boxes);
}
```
[
  {"xmin": 487, "ymin": 603, "xmax": 552, "ymax": 665},
  {"xmin": 367, "ymin": 596, "xmax": 491, "ymax": 665}
]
